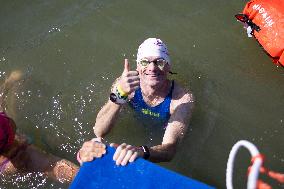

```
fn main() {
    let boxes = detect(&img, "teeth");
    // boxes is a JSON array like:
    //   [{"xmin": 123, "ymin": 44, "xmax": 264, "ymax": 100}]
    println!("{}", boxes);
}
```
[{"xmin": 146, "ymin": 73, "xmax": 157, "ymax": 76}]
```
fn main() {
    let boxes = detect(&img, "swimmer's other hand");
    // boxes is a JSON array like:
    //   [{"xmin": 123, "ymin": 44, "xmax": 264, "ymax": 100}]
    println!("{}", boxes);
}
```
[
  {"xmin": 111, "ymin": 143, "xmax": 143, "ymax": 166},
  {"xmin": 78, "ymin": 139, "xmax": 106, "ymax": 164}
]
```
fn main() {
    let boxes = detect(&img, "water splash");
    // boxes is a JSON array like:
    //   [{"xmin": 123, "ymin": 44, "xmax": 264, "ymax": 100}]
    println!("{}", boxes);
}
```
[
  {"xmin": 0, "ymin": 71, "xmax": 6, "ymax": 78},
  {"xmin": 0, "ymin": 172, "xmax": 48, "ymax": 189},
  {"xmin": 16, "ymin": 81, "xmax": 99, "ymax": 155},
  {"xmin": 48, "ymin": 27, "xmax": 61, "ymax": 33}
]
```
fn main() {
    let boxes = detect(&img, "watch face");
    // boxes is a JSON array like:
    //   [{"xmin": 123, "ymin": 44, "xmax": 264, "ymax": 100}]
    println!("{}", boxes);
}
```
[{"xmin": 110, "ymin": 93, "xmax": 117, "ymax": 102}]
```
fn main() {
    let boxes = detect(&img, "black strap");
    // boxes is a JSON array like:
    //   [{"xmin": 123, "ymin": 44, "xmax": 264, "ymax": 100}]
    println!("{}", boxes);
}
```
[
  {"xmin": 140, "ymin": 145, "xmax": 150, "ymax": 159},
  {"xmin": 235, "ymin": 14, "xmax": 261, "ymax": 32}
]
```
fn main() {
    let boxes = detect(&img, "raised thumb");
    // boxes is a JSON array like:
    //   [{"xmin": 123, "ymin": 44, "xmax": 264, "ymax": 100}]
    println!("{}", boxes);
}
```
[{"xmin": 123, "ymin": 59, "xmax": 130, "ymax": 73}]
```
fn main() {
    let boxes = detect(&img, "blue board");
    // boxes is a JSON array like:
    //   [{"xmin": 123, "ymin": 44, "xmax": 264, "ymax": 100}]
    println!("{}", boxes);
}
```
[{"xmin": 70, "ymin": 146, "xmax": 214, "ymax": 189}]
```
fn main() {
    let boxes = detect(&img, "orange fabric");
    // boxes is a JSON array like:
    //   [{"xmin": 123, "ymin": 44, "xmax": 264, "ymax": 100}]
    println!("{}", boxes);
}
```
[
  {"xmin": 242, "ymin": 0, "xmax": 284, "ymax": 66},
  {"xmin": 257, "ymin": 180, "xmax": 272, "ymax": 189},
  {"xmin": 267, "ymin": 170, "xmax": 284, "ymax": 183}
]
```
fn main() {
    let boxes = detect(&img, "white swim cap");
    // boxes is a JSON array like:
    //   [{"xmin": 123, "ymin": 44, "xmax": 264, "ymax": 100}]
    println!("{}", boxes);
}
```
[{"xmin": 136, "ymin": 38, "xmax": 170, "ymax": 65}]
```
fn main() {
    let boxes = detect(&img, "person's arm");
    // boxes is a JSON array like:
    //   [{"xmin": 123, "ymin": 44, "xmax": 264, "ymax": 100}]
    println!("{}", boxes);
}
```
[
  {"xmin": 2, "ymin": 134, "xmax": 80, "ymax": 183},
  {"xmin": 94, "ymin": 59, "xmax": 140, "ymax": 138},
  {"xmin": 143, "ymin": 91, "xmax": 194, "ymax": 162},
  {"xmin": 94, "ymin": 100, "xmax": 123, "ymax": 138}
]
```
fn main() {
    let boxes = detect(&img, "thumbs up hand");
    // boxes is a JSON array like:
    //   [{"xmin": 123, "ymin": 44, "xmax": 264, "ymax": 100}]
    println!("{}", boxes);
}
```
[{"xmin": 117, "ymin": 59, "xmax": 140, "ymax": 95}]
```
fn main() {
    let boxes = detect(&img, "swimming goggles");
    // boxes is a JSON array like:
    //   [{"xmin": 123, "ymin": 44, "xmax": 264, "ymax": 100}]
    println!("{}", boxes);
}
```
[{"xmin": 139, "ymin": 58, "xmax": 168, "ymax": 69}]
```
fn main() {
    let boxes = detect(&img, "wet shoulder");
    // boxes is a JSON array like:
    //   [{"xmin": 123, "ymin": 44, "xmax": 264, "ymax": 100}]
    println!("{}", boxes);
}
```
[{"xmin": 170, "ymin": 82, "xmax": 194, "ymax": 113}]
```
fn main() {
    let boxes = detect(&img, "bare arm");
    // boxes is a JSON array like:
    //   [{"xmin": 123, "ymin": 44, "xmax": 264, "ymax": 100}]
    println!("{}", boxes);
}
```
[
  {"xmin": 148, "ymin": 91, "xmax": 194, "ymax": 162},
  {"xmin": 94, "ymin": 59, "xmax": 139, "ymax": 138},
  {"xmin": 94, "ymin": 100, "xmax": 123, "ymax": 138},
  {"xmin": 3, "ymin": 135, "xmax": 79, "ymax": 183}
]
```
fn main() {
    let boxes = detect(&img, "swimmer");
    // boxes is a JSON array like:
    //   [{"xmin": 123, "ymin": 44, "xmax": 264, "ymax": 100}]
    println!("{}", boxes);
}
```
[
  {"xmin": 78, "ymin": 38, "xmax": 194, "ymax": 166},
  {"xmin": 0, "ymin": 70, "xmax": 94, "ymax": 183}
]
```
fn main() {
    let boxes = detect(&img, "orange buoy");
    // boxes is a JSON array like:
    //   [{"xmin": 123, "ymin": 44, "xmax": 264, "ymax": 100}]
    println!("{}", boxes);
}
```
[{"xmin": 236, "ymin": 0, "xmax": 284, "ymax": 66}]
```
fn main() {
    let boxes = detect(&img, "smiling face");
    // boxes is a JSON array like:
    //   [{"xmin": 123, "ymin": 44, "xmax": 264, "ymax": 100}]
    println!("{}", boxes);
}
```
[{"xmin": 137, "ymin": 56, "xmax": 170, "ymax": 87}]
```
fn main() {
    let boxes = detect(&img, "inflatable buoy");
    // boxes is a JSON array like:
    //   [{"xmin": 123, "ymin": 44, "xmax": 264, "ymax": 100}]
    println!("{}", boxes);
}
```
[{"xmin": 235, "ymin": 0, "xmax": 284, "ymax": 66}]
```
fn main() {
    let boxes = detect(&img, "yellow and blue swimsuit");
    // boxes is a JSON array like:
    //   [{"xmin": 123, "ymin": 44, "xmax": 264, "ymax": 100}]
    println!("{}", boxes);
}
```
[{"xmin": 129, "ymin": 81, "xmax": 174, "ymax": 127}]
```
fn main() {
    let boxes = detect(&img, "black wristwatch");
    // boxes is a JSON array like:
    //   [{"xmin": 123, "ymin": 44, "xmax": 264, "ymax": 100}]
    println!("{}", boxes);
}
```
[
  {"xmin": 110, "ymin": 93, "xmax": 118, "ymax": 103},
  {"xmin": 140, "ymin": 145, "xmax": 150, "ymax": 160},
  {"xmin": 109, "ymin": 93, "xmax": 127, "ymax": 104}
]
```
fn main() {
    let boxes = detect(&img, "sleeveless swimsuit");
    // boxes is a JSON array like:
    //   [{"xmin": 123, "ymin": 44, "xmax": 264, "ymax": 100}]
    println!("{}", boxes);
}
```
[{"xmin": 129, "ymin": 81, "xmax": 174, "ymax": 128}]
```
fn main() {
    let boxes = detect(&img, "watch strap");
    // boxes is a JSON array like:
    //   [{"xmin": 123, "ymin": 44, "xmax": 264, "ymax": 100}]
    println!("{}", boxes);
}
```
[
  {"xmin": 140, "ymin": 145, "xmax": 150, "ymax": 160},
  {"xmin": 109, "ymin": 93, "xmax": 127, "ymax": 104}
]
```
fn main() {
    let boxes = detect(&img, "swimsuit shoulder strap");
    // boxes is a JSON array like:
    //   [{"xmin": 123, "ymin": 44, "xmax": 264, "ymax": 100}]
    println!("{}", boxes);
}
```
[{"xmin": 167, "ymin": 80, "xmax": 175, "ymax": 98}]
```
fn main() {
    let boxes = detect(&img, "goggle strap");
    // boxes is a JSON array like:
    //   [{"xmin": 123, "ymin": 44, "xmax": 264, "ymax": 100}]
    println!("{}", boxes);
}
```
[{"xmin": 169, "ymin": 71, "xmax": 177, "ymax": 75}]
